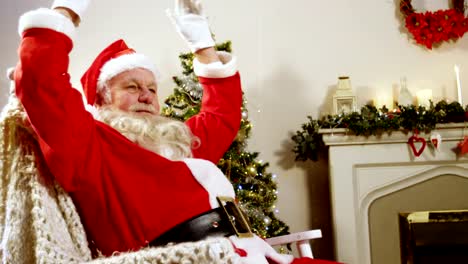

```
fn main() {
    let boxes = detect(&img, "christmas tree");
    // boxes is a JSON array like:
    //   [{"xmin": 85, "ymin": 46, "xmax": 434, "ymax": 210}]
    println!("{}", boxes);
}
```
[{"xmin": 162, "ymin": 41, "xmax": 289, "ymax": 238}]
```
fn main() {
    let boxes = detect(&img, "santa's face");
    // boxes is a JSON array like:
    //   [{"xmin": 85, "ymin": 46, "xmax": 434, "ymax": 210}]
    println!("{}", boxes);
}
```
[{"xmin": 107, "ymin": 68, "xmax": 160, "ymax": 116}]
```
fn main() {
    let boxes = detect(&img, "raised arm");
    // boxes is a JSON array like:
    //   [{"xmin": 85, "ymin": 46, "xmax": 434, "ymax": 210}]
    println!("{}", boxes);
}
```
[
  {"xmin": 15, "ymin": 1, "xmax": 92, "ymax": 191},
  {"xmin": 167, "ymin": 0, "xmax": 242, "ymax": 163}
]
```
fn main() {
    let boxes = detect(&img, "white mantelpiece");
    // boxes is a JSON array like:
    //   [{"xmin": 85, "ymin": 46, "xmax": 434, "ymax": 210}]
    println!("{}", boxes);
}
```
[{"xmin": 320, "ymin": 123, "xmax": 468, "ymax": 264}]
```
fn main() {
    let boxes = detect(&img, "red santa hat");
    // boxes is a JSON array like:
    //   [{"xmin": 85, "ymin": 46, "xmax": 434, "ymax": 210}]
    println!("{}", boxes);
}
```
[{"xmin": 81, "ymin": 39, "xmax": 158, "ymax": 105}]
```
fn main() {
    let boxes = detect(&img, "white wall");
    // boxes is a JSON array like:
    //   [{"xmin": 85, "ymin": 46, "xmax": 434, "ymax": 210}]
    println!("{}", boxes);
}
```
[{"xmin": 1, "ymin": 0, "xmax": 468, "ymax": 258}]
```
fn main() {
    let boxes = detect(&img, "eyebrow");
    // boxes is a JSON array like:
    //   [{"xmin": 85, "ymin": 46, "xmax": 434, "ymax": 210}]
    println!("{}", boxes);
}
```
[
  {"xmin": 126, "ymin": 78, "xmax": 157, "ymax": 88},
  {"xmin": 147, "ymin": 82, "xmax": 157, "ymax": 88}
]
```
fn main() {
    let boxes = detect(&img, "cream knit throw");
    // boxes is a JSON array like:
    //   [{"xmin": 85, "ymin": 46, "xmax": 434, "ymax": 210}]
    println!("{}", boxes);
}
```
[{"xmin": 0, "ymin": 91, "xmax": 239, "ymax": 264}]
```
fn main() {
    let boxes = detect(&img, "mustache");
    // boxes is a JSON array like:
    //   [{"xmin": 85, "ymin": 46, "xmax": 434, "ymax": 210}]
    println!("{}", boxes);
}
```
[{"xmin": 128, "ymin": 103, "xmax": 156, "ymax": 114}]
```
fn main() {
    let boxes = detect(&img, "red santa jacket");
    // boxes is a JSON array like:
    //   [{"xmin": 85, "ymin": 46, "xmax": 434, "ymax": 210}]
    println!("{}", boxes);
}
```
[{"xmin": 15, "ymin": 8, "xmax": 242, "ymax": 256}]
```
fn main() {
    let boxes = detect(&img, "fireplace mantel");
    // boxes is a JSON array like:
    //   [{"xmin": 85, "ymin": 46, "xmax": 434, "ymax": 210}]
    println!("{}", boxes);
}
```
[
  {"xmin": 320, "ymin": 123, "xmax": 468, "ymax": 264},
  {"xmin": 321, "ymin": 123, "xmax": 468, "ymax": 146}
]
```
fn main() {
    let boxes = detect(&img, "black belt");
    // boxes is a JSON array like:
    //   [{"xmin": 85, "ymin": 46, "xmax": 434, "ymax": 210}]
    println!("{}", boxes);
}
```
[{"xmin": 150, "ymin": 196, "xmax": 253, "ymax": 247}]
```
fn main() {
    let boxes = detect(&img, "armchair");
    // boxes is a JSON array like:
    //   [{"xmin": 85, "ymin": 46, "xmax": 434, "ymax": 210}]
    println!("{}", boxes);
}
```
[
  {"xmin": 0, "ymin": 75, "xmax": 323, "ymax": 263},
  {"xmin": 266, "ymin": 230, "xmax": 322, "ymax": 258}
]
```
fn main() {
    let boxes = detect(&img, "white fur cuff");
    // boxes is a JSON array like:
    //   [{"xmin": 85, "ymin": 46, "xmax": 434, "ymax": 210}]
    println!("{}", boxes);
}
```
[
  {"xmin": 18, "ymin": 8, "xmax": 75, "ymax": 40},
  {"xmin": 193, "ymin": 51, "xmax": 237, "ymax": 78},
  {"xmin": 182, "ymin": 158, "xmax": 235, "ymax": 209}
]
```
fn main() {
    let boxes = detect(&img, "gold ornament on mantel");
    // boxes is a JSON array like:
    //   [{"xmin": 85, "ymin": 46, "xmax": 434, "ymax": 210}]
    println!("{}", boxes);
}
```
[{"xmin": 333, "ymin": 76, "xmax": 357, "ymax": 115}]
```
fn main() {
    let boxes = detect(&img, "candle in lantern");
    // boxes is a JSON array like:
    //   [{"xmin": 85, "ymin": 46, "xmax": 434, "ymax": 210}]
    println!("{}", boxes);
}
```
[
  {"xmin": 454, "ymin": 65, "xmax": 462, "ymax": 105},
  {"xmin": 416, "ymin": 89, "xmax": 433, "ymax": 108}
]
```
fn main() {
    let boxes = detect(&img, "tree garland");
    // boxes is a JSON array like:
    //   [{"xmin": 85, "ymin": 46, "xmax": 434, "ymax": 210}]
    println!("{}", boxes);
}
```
[
  {"xmin": 400, "ymin": 0, "xmax": 468, "ymax": 49},
  {"xmin": 291, "ymin": 101, "xmax": 468, "ymax": 162}
]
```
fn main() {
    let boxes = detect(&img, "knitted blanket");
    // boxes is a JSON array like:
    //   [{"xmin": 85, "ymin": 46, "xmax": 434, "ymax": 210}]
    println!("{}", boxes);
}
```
[{"xmin": 0, "ymin": 91, "xmax": 238, "ymax": 264}]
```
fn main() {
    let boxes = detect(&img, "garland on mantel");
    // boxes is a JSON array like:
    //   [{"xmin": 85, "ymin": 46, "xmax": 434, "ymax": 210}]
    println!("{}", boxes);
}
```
[{"xmin": 291, "ymin": 100, "xmax": 468, "ymax": 162}]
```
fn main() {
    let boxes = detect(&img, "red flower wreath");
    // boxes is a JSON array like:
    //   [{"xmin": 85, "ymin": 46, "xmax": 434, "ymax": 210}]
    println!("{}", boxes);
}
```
[{"xmin": 400, "ymin": 0, "xmax": 468, "ymax": 49}]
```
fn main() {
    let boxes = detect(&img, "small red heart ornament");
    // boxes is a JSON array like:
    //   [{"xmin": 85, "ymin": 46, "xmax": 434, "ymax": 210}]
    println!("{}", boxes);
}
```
[
  {"xmin": 430, "ymin": 133, "xmax": 442, "ymax": 151},
  {"xmin": 408, "ymin": 135, "xmax": 426, "ymax": 157}
]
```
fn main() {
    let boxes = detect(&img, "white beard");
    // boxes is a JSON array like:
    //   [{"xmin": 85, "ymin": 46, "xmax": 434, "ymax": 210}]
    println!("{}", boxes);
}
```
[{"xmin": 94, "ymin": 106, "xmax": 199, "ymax": 161}]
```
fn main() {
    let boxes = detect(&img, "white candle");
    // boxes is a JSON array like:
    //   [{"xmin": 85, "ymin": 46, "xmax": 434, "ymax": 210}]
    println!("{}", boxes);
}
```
[
  {"xmin": 455, "ymin": 65, "xmax": 462, "ymax": 105},
  {"xmin": 416, "ymin": 89, "xmax": 433, "ymax": 108},
  {"xmin": 374, "ymin": 95, "xmax": 393, "ymax": 111}
]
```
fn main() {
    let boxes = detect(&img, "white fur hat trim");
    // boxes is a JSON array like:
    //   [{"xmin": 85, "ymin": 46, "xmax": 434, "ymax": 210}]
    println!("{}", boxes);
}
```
[{"xmin": 96, "ymin": 53, "xmax": 159, "ymax": 95}]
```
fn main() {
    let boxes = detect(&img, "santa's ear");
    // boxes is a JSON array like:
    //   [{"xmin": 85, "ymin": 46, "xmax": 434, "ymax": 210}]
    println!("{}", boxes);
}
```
[
  {"xmin": 6, "ymin": 67, "xmax": 15, "ymax": 81},
  {"xmin": 6, "ymin": 67, "xmax": 16, "ymax": 95}
]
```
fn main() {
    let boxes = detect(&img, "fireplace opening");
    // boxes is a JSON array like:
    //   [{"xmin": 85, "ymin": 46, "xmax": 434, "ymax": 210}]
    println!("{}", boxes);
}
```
[{"xmin": 399, "ymin": 210, "xmax": 468, "ymax": 264}]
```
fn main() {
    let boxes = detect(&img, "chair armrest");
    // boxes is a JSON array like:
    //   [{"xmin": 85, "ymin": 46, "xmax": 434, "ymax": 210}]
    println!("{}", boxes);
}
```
[{"xmin": 265, "ymin": 229, "xmax": 322, "ymax": 258}]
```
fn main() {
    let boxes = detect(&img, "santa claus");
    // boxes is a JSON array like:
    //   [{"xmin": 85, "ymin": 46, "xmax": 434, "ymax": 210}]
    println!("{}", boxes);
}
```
[{"xmin": 12, "ymin": 0, "xmax": 340, "ymax": 263}]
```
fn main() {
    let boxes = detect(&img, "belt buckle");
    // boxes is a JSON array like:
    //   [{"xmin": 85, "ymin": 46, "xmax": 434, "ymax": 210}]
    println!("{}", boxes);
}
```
[{"xmin": 216, "ymin": 196, "xmax": 254, "ymax": 238}]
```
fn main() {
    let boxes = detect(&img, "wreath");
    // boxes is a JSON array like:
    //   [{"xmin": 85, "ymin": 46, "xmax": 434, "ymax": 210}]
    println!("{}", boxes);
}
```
[{"xmin": 400, "ymin": 0, "xmax": 468, "ymax": 49}]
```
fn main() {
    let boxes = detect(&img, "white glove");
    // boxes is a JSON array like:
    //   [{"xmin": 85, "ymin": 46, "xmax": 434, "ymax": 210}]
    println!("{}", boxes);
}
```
[
  {"xmin": 51, "ymin": 0, "xmax": 90, "ymax": 21},
  {"xmin": 166, "ymin": 0, "xmax": 215, "ymax": 53},
  {"xmin": 229, "ymin": 235, "xmax": 294, "ymax": 264}
]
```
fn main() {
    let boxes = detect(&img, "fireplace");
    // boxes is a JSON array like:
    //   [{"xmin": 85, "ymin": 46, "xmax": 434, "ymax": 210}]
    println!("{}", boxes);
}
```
[
  {"xmin": 320, "ymin": 123, "xmax": 468, "ymax": 264},
  {"xmin": 399, "ymin": 210, "xmax": 468, "ymax": 264},
  {"xmin": 369, "ymin": 175, "xmax": 468, "ymax": 264}
]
